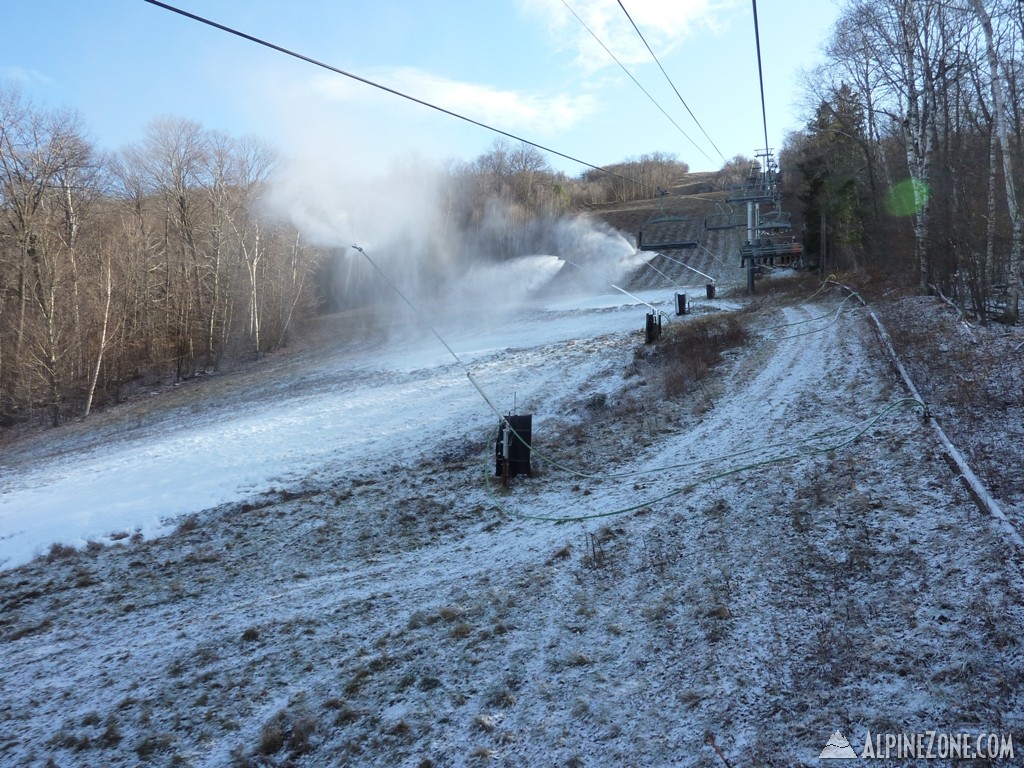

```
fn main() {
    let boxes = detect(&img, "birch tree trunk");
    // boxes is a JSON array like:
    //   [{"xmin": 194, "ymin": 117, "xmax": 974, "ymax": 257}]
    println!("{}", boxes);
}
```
[
  {"xmin": 84, "ymin": 256, "xmax": 113, "ymax": 418},
  {"xmin": 971, "ymin": 0, "xmax": 1022, "ymax": 322},
  {"xmin": 244, "ymin": 222, "xmax": 262, "ymax": 357},
  {"xmin": 897, "ymin": 1, "xmax": 935, "ymax": 291},
  {"xmin": 277, "ymin": 231, "xmax": 307, "ymax": 349}
]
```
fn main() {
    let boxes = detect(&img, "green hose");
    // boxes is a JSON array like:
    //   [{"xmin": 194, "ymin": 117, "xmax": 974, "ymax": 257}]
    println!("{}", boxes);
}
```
[{"xmin": 485, "ymin": 398, "xmax": 927, "ymax": 523}]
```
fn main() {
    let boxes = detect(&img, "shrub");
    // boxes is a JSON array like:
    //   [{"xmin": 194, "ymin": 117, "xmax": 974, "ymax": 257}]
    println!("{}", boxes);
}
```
[
  {"xmin": 46, "ymin": 542, "xmax": 78, "ymax": 562},
  {"xmin": 257, "ymin": 708, "xmax": 318, "ymax": 757},
  {"xmin": 655, "ymin": 314, "xmax": 748, "ymax": 398}
]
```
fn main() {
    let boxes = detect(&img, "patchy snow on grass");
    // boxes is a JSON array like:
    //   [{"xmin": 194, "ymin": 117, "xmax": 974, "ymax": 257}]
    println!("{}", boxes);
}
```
[
  {"xmin": 1, "ymin": 276, "xmax": 1023, "ymax": 767},
  {"xmin": 0, "ymin": 288, "xmax": 675, "ymax": 571}
]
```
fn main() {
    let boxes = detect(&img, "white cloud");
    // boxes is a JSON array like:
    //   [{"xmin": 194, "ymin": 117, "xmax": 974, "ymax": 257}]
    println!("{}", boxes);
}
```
[
  {"xmin": 0, "ymin": 66, "xmax": 53, "ymax": 86},
  {"xmin": 303, "ymin": 66, "xmax": 598, "ymax": 137},
  {"xmin": 517, "ymin": 0, "xmax": 740, "ymax": 72}
]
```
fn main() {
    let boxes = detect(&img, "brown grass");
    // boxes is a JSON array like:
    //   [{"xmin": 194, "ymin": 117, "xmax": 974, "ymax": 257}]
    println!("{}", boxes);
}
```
[
  {"xmin": 655, "ymin": 314, "xmax": 749, "ymax": 398},
  {"xmin": 46, "ymin": 542, "xmax": 79, "ymax": 562}
]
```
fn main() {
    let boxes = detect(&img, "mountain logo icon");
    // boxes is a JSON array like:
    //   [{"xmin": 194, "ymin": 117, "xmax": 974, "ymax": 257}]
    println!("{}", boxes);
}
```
[{"xmin": 820, "ymin": 730, "xmax": 858, "ymax": 759}]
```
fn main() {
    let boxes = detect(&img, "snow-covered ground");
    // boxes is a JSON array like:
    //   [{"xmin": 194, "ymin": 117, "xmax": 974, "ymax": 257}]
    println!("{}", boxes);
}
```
[
  {"xmin": 0, "ymin": 283, "xmax": 729, "ymax": 571},
  {"xmin": 2, "ymin": 272, "xmax": 1022, "ymax": 767}
]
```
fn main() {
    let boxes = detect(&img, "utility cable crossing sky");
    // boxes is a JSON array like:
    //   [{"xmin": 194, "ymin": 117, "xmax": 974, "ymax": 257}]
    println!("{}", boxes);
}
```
[
  {"xmin": 560, "ymin": 0, "xmax": 714, "ymax": 166},
  {"xmin": 143, "ymin": 0, "xmax": 663, "ymax": 194},
  {"xmin": 751, "ymin": 0, "xmax": 773, "ymax": 155},
  {"xmin": 614, "ymin": 0, "xmax": 729, "ymax": 165},
  {"xmin": 144, "ymin": 0, "xmax": 783, "ymax": 207}
]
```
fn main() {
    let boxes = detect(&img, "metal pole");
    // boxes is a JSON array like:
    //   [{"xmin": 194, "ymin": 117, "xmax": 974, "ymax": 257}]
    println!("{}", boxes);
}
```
[
  {"xmin": 747, "ymin": 200, "xmax": 756, "ymax": 294},
  {"xmin": 820, "ymin": 210, "xmax": 827, "ymax": 275}
]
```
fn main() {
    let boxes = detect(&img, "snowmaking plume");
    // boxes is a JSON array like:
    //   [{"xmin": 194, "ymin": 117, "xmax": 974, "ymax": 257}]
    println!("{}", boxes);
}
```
[{"xmin": 265, "ymin": 146, "xmax": 642, "ymax": 339}]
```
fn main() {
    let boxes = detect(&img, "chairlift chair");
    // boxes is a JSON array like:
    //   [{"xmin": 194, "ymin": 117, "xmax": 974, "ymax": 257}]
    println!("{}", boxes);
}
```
[
  {"xmin": 638, "ymin": 214, "xmax": 700, "ymax": 252},
  {"xmin": 726, "ymin": 187, "xmax": 776, "ymax": 205},
  {"xmin": 704, "ymin": 203, "xmax": 738, "ymax": 231},
  {"xmin": 740, "ymin": 237, "xmax": 804, "ymax": 266},
  {"xmin": 757, "ymin": 210, "xmax": 792, "ymax": 231}
]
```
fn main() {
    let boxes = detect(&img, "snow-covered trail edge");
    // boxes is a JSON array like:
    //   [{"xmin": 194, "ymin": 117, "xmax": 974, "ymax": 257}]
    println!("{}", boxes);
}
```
[{"xmin": 1, "ymin": 294, "xmax": 1022, "ymax": 768}]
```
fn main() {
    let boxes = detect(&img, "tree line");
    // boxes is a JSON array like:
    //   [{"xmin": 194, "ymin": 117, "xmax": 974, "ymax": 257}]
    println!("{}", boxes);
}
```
[
  {"xmin": 784, "ymin": 0, "xmax": 1023, "ymax": 322},
  {"xmin": 0, "ymin": 91, "xmax": 325, "ymax": 428},
  {"xmin": 443, "ymin": 144, "xmax": 689, "ymax": 261},
  {"xmin": 0, "ymin": 83, "xmax": 692, "ymax": 429},
  {"xmin": 9, "ymin": 0, "xmax": 1021, "ymax": 429}
]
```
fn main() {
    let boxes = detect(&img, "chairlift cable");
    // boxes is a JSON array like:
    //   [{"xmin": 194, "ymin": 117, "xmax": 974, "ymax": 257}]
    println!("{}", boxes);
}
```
[
  {"xmin": 560, "ymin": 0, "xmax": 715, "ymax": 166},
  {"xmin": 751, "ymin": 0, "xmax": 772, "ymax": 156},
  {"xmin": 142, "ymin": 0, "xmax": 662, "ymax": 195},
  {"xmin": 615, "ymin": 0, "xmax": 728, "ymax": 164}
]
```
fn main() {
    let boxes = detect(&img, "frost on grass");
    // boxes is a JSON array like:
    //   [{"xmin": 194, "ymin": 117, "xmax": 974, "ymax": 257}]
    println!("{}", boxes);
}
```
[{"xmin": 1, "ymin": 281, "xmax": 1023, "ymax": 766}]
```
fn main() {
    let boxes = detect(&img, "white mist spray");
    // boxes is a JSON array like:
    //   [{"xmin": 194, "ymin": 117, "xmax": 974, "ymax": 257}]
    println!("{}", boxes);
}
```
[{"xmin": 266, "ymin": 146, "xmax": 642, "ymax": 333}]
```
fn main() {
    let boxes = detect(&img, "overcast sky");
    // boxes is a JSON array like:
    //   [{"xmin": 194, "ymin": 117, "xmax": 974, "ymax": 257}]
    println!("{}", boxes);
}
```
[{"xmin": 4, "ymin": 0, "xmax": 841, "ymax": 175}]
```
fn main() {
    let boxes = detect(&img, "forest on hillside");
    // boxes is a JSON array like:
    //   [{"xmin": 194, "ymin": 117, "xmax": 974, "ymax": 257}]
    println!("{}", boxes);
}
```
[
  {"xmin": 0, "ymin": 85, "xmax": 688, "ymax": 429},
  {"xmin": 2, "ymin": 0, "xmax": 1022, "ymax": 430},
  {"xmin": 782, "ymin": 0, "xmax": 1023, "ymax": 323}
]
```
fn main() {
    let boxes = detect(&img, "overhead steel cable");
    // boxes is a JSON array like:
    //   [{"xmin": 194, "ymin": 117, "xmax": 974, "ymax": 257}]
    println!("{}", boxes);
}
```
[
  {"xmin": 350, "ymin": 245, "xmax": 508, "ymax": 428},
  {"xmin": 142, "ymin": 0, "xmax": 660, "ymax": 195},
  {"xmin": 751, "ymin": 0, "xmax": 771, "ymax": 155},
  {"xmin": 560, "ymin": 0, "xmax": 714, "ymax": 166},
  {"xmin": 615, "ymin": 0, "xmax": 728, "ymax": 165}
]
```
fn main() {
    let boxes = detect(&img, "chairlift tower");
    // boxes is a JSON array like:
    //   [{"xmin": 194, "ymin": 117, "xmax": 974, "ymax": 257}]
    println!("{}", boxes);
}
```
[{"xmin": 727, "ymin": 150, "xmax": 800, "ymax": 293}]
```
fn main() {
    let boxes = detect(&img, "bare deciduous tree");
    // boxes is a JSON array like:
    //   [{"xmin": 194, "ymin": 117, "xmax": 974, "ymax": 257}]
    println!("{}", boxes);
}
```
[{"xmin": 971, "ymin": 0, "xmax": 1023, "ymax": 321}]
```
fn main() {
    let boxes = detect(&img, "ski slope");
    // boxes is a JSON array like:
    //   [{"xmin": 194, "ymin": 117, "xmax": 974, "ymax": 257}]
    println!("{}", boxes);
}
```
[{"xmin": 2, "ymin": 271, "xmax": 1022, "ymax": 767}]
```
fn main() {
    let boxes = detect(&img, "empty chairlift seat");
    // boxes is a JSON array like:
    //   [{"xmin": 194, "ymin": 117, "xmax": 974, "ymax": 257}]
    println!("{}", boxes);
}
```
[
  {"xmin": 637, "ymin": 215, "xmax": 700, "ymax": 252},
  {"xmin": 704, "ymin": 208, "xmax": 740, "ymax": 231},
  {"xmin": 757, "ymin": 210, "xmax": 792, "ymax": 231}
]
